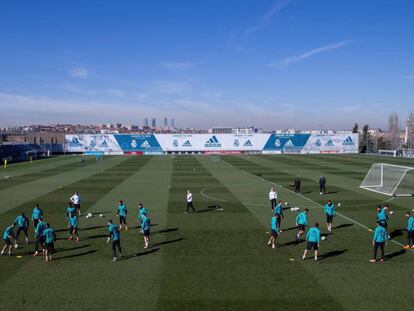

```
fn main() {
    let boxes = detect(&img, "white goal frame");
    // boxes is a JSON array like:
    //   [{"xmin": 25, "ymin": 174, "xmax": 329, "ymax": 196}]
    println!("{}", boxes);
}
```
[{"xmin": 360, "ymin": 163, "xmax": 414, "ymax": 197}]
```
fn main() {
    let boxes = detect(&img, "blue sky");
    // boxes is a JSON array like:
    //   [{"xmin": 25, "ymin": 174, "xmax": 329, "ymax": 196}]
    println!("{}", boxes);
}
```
[{"xmin": 0, "ymin": 0, "xmax": 413, "ymax": 129}]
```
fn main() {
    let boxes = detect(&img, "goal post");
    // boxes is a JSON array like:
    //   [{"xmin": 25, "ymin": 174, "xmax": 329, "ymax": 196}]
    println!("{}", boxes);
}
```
[{"xmin": 360, "ymin": 163, "xmax": 414, "ymax": 196}]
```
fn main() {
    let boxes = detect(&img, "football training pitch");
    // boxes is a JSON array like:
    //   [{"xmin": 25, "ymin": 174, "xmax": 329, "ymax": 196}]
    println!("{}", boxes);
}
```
[{"xmin": 0, "ymin": 154, "xmax": 413, "ymax": 311}]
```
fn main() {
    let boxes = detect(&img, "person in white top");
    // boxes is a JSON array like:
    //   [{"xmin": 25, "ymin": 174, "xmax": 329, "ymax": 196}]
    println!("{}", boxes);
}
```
[
  {"xmin": 70, "ymin": 192, "xmax": 81, "ymax": 216},
  {"xmin": 186, "ymin": 190, "xmax": 195, "ymax": 213},
  {"xmin": 269, "ymin": 188, "xmax": 277, "ymax": 210}
]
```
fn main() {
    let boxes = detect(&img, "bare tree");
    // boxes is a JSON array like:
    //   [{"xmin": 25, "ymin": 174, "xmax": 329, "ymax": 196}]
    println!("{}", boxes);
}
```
[
  {"xmin": 406, "ymin": 112, "xmax": 414, "ymax": 148},
  {"xmin": 388, "ymin": 112, "xmax": 400, "ymax": 150}
]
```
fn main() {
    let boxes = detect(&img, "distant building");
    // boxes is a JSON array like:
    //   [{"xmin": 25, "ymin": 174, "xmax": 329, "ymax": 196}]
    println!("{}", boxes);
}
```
[
  {"xmin": 209, "ymin": 127, "xmax": 232, "ymax": 134},
  {"xmin": 144, "ymin": 117, "xmax": 148, "ymax": 127},
  {"xmin": 151, "ymin": 118, "xmax": 156, "ymax": 128},
  {"xmin": 170, "ymin": 118, "xmax": 175, "ymax": 128},
  {"xmin": 163, "ymin": 117, "xmax": 168, "ymax": 127},
  {"xmin": 232, "ymin": 127, "xmax": 254, "ymax": 135}
]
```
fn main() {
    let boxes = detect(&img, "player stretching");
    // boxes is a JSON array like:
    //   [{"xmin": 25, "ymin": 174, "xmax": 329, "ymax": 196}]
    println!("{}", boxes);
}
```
[
  {"xmin": 376, "ymin": 205, "xmax": 389, "ymax": 228},
  {"xmin": 107, "ymin": 220, "xmax": 122, "ymax": 261},
  {"xmin": 186, "ymin": 190, "xmax": 195, "ymax": 213},
  {"xmin": 33, "ymin": 218, "xmax": 46, "ymax": 256},
  {"xmin": 267, "ymin": 215, "xmax": 280, "ymax": 249},
  {"xmin": 31, "ymin": 204, "xmax": 43, "ymax": 235},
  {"xmin": 70, "ymin": 192, "xmax": 81, "ymax": 216},
  {"xmin": 117, "ymin": 200, "xmax": 128, "ymax": 231},
  {"xmin": 302, "ymin": 223, "xmax": 321, "ymax": 261},
  {"xmin": 269, "ymin": 188, "xmax": 277, "ymax": 210},
  {"xmin": 324, "ymin": 200, "xmax": 336, "ymax": 232},
  {"xmin": 15, "ymin": 213, "xmax": 30, "ymax": 244},
  {"xmin": 370, "ymin": 222, "xmax": 388, "ymax": 263},
  {"xmin": 138, "ymin": 203, "xmax": 148, "ymax": 227},
  {"xmin": 1, "ymin": 223, "xmax": 17, "ymax": 256},
  {"xmin": 68, "ymin": 214, "xmax": 80, "ymax": 242},
  {"xmin": 403, "ymin": 212, "xmax": 414, "ymax": 250},
  {"xmin": 296, "ymin": 209, "xmax": 309, "ymax": 241},
  {"xmin": 273, "ymin": 200, "xmax": 284, "ymax": 232},
  {"xmin": 141, "ymin": 214, "xmax": 151, "ymax": 249},
  {"xmin": 42, "ymin": 223, "xmax": 56, "ymax": 262}
]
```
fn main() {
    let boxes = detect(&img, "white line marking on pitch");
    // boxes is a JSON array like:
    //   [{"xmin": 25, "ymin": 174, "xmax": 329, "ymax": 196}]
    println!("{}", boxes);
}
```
[{"xmin": 219, "ymin": 158, "xmax": 413, "ymax": 253}]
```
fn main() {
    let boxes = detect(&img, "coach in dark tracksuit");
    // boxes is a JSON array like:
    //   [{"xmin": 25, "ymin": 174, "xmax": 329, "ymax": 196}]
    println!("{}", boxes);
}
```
[
  {"xmin": 319, "ymin": 175, "xmax": 327, "ymax": 194},
  {"xmin": 294, "ymin": 176, "xmax": 301, "ymax": 194}
]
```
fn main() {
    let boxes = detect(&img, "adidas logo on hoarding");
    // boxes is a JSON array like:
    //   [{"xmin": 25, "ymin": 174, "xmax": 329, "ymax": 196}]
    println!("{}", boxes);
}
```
[
  {"xmin": 325, "ymin": 140, "xmax": 334, "ymax": 147},
  {"xmin": 69, "ymin": 137, "xmax": 82, "ymax": 147},
  {"xmin": 284, "ymin": 140, "xmax": 294, "ymax": 147},
  {"xmin": 182, "ymin": 140, "xmax": 192, "ymax": 147},
  {"xmin": 99, "ymin": 140, "xmax": 109, "ymax": 148},
  {"xmin": 342, "ymin": 136, "xmax": 355, "ymax": 146},
  {"xmin": 204, "ymin": 136, "xmax": 222, "ymax": 148},
  {"xmin": 140, "ymin": 140, "xmax": 151, "ymax": 148},
  {"xmin": 243, "ymin": 140, "xmax": 253, "ymax": 147}
]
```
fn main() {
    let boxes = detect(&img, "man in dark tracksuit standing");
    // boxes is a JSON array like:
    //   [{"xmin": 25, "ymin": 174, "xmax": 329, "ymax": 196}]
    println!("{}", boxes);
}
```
[
  {"xmin": 294, "ymin": 176, "xmax": 301, "ymax": 194},
  {"xmin": 319, "ymin": 175, "xmax": 327, "ymax": 195}
]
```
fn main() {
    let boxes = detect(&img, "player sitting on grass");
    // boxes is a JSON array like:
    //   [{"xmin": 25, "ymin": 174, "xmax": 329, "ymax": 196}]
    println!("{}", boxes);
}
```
[
  {"xmin": 302, "ymin": 222, "xmax": 321, "ymax": 261},
  {"xmin": 273, "ymin": 200, "xmax": 284, "ymax": 232},
  {"xmin": 141, "ymin": 214, "xmax": 151, "ymax": 249},
  {"xmin": 117, "ymin": 200, "xmax": 128, "ymax": 231},
  {"xmin": 267, "ymin": 215, "xmax": 280, "ymax": 249},
  {"xmin": 15, "ymin": 213, "xmax": 30, "ymax": 244},
  {"xmin": 370, "ymin": 221, "xmax": 388, "ymax": 263},
  {"xmin": 107, "ymin": 220, "xmax": 122, "ymax": 262},
  {"xmin": 296, "ymin": 209, "xmax": 309, "ymax": 241},
  {"xmin": 42, "ymin": 223, "xmax": 56, "ymax": 262},
  {"xmin": 1, "ymin": 223, "xmax": 17, "ymax": 256},
  {"xmin": 324, "ymin": 200, "xmax": 336, "ymax": 232},
  {"xmin": 138, "ymin": 203, "xmax": 148, "ymax": 226},
  {"xmin": 376, "ymin": 205, "xmax": 389, "ymax": 228},
  {"xmin": 66, "ymin": 202, "xmax": 76, "ymax": 219},
  {"xmin": 31, "ymin": 204, "xmax": 43, "ymax": 235},
  {"xmin": 68, "ymin": 214, "xmax": 80, "ymax": 242},
  {"xmin": 33, "ymin": 218, "xmax": 46, "ymax": 256},
  {"xmin": 403, "ymin": 212, "xmax": 414, "ymax": 250}
]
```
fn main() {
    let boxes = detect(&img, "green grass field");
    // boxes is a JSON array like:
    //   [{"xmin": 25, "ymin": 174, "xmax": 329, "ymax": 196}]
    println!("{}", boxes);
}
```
[{"xmin": 0, "ymin": 154, "xmax": 413, "ymax": 311}]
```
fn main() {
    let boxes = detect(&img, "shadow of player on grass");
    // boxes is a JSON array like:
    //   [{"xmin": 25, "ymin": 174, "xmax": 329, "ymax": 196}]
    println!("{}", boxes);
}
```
[{"xmin": 318, "ymin": 249, "xmax": 347, "ymax": 260}]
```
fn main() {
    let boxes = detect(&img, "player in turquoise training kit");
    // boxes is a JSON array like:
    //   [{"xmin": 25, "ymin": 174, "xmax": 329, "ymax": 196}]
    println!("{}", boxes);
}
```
[
  {"xmin": 66, "ymin": 203, "xmax": 76, "ymax": 219},
  {"xmin": 303, "ymin": 222, "xmax": 321, "ymax": 261},
  {"xmin": 138, "ymin": 203, "xmax": 148, "ymax": 227},
  {"xmin": 1, "ymin": 223, "xmax": 17, "ymax": 256},
  {"xmin": 15, "ymin": 213, "xmax": 30, "ymax": 244},
  {"xmin": 42, "ymin": 223, "xmax": 56, "ymax": 262},
  {"xmin": 324, "ymin": 200, "xmax": 336, "ymax": 232},
  {"xmin": 296, "ymin": 209, "xmax": 309, "ymax": 241},
  {"xmin": 403, "ymin": 212, "xmax": 414, "ymax": 250},
  {"xmin": 107, "ymin": 220, "xmax": 122, "ymax": 261},
  {"xmin": 68, "ymin": 214, "xmax": 80, "ymax": 242},
  {"xmin": 31, "ymin": 204, "xmax": 43, "ymax": 235},
  {"xmin": 273, "ymin": 200, "xmax": 284, "ymax": 232},
  {"xmin": 141, "ymin": 214, "xmax": 151, "ymax": 249},
  {"xmin": 376, "ymin": 205, "xmax": 389, "ymax": 228},
  {"xmin": 370, "ymin": 221, "xmax": 388, "ymax": 263},
  {"xmin": 33, "ymin": 218, "xmax": 46, "ymax": 256},
  {"xmin": 117, "ymin": 200, "xmax": 128, "ymax": 231},
  {"xmin": 267, "ymin": 215, "xmax": 280, "ymax": 249}
]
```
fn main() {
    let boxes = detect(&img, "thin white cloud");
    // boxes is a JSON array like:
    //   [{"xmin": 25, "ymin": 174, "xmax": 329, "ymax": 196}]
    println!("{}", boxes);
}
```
[
  {"xmin": 402, "ymin": 75, "xmax": 414, "ymax": 79},
  {"xmin": 152, "ymin": 81, "xmax": 190, "ymax": 94},
  {"xmin": 244, "ymin": 0, "xmax": 291, "ymax": 38},
  {"xmin": 69, "ymin": 67, "xmax": 89, "ymax": 78},
  {"xmin": 271, "ymin": 40, "xmax": 352, "ymax": 67},
  {"xmin": 160, "ymin": 61, "xmax": 195, "ymax": 69}
]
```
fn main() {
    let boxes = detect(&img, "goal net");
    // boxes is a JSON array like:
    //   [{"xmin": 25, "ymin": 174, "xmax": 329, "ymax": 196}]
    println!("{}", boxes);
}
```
[{"xmin": 360, "ymin": 163, "xmax": 414, "ymax": 196}]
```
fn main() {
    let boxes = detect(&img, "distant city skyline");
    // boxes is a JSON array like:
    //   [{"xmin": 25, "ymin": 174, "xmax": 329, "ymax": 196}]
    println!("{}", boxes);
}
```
[{"xmin": 0, "ymin": 1, "xmax": 413, "ymax": 129}]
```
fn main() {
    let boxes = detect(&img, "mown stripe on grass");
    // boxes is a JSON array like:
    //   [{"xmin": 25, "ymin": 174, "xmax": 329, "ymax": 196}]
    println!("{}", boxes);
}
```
[
  {"xmin": 0, "ymin": 157, "xmax": 100, "ymax": 191},
  {"xmin": 154, "ymin": 156, "xmax": 343, "ymax": 311},
  {"xmin": 0, "ymin": 156, "xmax": 128, "ymax": 214}
]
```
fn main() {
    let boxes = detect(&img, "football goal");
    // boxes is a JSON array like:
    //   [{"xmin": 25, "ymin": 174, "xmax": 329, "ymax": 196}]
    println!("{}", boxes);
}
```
[{"xmin": 360, "ymin": 163, "xmax": 414, "ymax": 196}]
